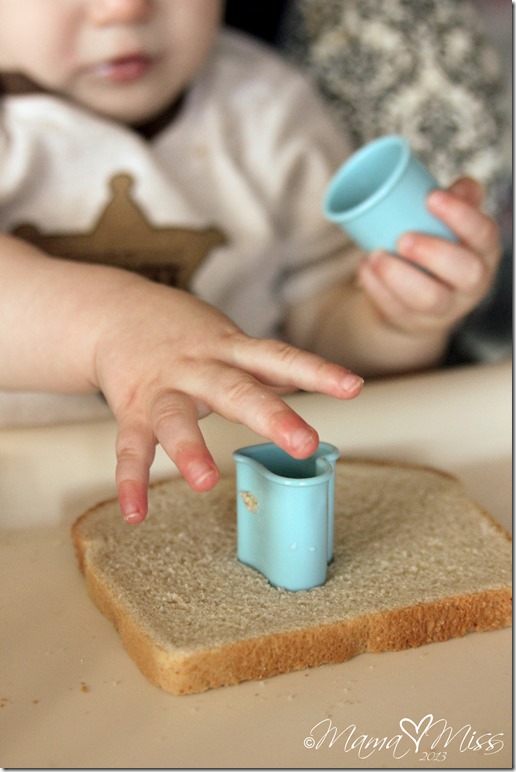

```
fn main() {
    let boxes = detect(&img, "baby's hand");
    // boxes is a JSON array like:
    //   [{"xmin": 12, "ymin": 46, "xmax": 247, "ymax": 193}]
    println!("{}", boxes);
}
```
[
  {"xmin": 93, "ymin": 281, "xmax": 363, "ymax": 523},
  {"xmin": 357, "ymin": 177, "xmax": 501, "ymax": 335}
]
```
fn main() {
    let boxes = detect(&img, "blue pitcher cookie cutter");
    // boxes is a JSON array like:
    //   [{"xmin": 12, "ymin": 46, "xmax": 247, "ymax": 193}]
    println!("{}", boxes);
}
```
[{"xmin": 232, "ymin": 442, "xmax": 340, "ymax": 591}]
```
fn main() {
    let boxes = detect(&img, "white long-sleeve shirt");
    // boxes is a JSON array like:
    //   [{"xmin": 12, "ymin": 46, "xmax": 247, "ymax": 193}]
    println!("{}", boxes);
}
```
[{"xmin": 0, "ymin": 29, "xmax": 359, "ymax": 425}]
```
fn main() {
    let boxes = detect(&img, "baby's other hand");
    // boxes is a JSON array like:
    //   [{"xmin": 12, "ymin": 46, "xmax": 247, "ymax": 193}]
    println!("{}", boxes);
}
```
[{"xmin": 357, "ymin": 177, "xmax": 501, "ymax": 335}]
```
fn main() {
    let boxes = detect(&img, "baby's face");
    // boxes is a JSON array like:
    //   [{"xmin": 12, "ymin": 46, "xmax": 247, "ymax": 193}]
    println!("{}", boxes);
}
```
[{"xmin": 0, "ymin": 0, "xmax": 223, "ymax": 124}]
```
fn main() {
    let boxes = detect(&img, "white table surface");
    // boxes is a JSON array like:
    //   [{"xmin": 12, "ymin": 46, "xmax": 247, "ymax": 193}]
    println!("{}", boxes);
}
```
[{"xmin": 0, "ymin": 359, "xmax": 512, "ymax": 768}]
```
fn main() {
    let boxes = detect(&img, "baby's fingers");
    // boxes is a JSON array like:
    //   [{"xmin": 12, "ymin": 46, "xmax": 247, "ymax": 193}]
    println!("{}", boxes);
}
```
[
  {"xmin": 446, "ymin": 176, "xmax": 484, "ymax": 208},
  {"xmin": 149, "ymin": 390, "xmax": 219, "ymax": 492},
  {"xmin": 201, "ymin": 365, "xmax": 321, "ymax": 458},
  {"xmin": 115, "ymin": 394, "xmax": 220, "ymax": 523},
  {"xmin": 426, "ymin": 188, "xmax": 500, "ymax": 264},
  {"xmin": 115, "ymin": 419, "xmax": 156, "ymax": 523},
  {"xmin": 231, "ymin": 336, "xmax": 364, "ymax": 399},
  {"xmin": 397, "ymin": 233, "xmax": 488, "ymax": 297},
  {"xmin": 358, "ymin": 251, "xmax": 453, "ymax": 329}
]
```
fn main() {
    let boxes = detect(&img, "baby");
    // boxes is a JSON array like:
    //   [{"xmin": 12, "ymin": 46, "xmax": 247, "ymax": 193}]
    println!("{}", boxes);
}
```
[{"xmin": 0, "ymin": 0, "xmax": 501, "ymax": 522}]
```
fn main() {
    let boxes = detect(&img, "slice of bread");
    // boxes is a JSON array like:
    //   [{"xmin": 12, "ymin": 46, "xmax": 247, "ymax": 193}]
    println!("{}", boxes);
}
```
[{"xmin": 72, "ymin": 459, "xmax": 512, "ymax": 695}]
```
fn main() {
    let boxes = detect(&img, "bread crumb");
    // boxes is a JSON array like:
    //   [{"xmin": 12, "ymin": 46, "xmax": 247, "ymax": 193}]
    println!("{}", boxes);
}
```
[
  {"xmin": 80, "ymin": 681, "xmax": 90, "ymax": 693},
  {"xmin": 240, "ymin": 491, "xmax": 259, "ymax": 513}
]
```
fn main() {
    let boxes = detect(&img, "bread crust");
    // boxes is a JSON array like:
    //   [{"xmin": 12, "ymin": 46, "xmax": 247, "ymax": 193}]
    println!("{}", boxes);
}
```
[
  {"xmin": 71, "ymin": 458, "xmax": 512, "ymax": 695},
  {"xmin": 78, "ymin": 563, "xmax": 512, "ymax": 695}
]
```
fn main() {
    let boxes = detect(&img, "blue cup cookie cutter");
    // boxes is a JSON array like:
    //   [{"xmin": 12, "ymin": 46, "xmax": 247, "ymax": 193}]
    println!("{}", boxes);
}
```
[
  {"xmin": 323, "ymin": 135, "xmax": 457, "ymax": 253},
  {"xmin": 232, "ymin": 442, "xmax": 340, "ymax": 591}
]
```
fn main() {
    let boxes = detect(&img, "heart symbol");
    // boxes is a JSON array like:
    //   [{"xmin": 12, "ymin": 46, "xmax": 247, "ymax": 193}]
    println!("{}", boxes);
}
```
[{"xmin": 400, "ymin": 714, "xmax": 435, "ymax": 752}]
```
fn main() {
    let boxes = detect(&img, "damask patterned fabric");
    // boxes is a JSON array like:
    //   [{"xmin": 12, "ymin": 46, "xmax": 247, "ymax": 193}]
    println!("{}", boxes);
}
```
[{"xmin": 279, "ymin": 0, "xmax": 509, "ymax": 216}]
